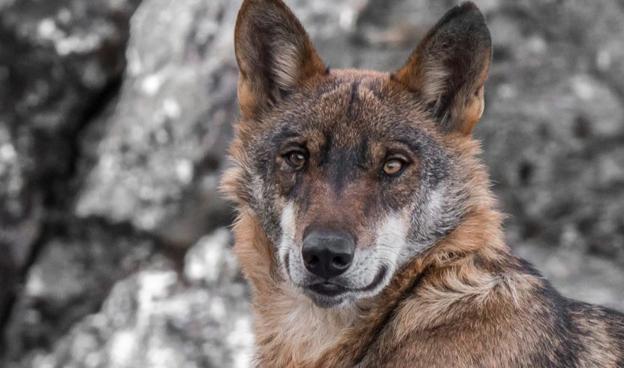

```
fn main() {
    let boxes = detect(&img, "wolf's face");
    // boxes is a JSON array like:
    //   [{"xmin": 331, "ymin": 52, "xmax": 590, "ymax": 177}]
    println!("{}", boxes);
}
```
[
  {"xmin": 240, "ymin": 74, "xmax": 467, "ymax": 307},
  {"xmin": 225, "ymin": 0, "xmax": 491, "ymax": 307}
]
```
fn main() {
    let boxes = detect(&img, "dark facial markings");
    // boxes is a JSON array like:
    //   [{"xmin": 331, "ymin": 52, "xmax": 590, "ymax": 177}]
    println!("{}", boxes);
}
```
[
  {"xmin": 270, "ymin": 130, "xmax": 426, "ymax": 219},
  {"xmin": 347, "ymin": 80, "xmax": 361, "ymax": 120},
  {"xmin": 318, "ymin": 132, "xmax": 332, "ymax": 167},
  {"xmin": 326, "ymin": 145, "xmax": 363, "ymax": 194},
  {"xmin": 357, "ymin": 136, "xmax": 370, "ymax": 170}
]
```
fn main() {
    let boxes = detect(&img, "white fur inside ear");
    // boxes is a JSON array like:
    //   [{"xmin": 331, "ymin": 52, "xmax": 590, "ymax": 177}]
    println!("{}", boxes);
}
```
[
  {"xmin": 474, "ymin": 85, "xmax": 485, "ymax": 120},
  {"xmin": 271, "ymin": 40, "xmax": 302, "ymax": 89},
  {"xmin": 422, "ymin": 63, "xmax": 450, "ymax": 104}
]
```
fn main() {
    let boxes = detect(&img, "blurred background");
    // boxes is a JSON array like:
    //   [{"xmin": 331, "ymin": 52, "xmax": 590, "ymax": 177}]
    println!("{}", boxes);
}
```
[{"xmin": 1, "ymin": 0, "xmax": 623, "ymax": 366}]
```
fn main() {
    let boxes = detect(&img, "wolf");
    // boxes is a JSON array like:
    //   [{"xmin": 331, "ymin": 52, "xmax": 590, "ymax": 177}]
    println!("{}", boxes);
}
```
[{"xmin": 221, "ymin": 0, "xmax": 624, "ymax": 367}]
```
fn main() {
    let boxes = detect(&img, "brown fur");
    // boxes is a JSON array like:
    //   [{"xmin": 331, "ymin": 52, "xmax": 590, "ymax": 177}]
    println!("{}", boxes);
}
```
[{"xmin": 222, "ymin": 1, "xmax": 624, "ymax": 367}]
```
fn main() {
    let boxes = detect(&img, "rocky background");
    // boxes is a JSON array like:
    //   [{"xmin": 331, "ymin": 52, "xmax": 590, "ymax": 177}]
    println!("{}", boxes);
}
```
[{"xmin": 1, "ymin": 0, "xmax": 623, "ymax": 366}]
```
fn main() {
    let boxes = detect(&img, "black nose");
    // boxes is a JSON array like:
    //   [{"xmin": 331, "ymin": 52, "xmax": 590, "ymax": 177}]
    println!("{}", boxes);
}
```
[{"xmin": 302, "ymin": 228, "xmax": 355, "ymax": 279}]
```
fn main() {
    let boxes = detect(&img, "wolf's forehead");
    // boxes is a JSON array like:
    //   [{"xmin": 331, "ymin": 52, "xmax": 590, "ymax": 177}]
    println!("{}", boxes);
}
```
[
  {"xmin": 315, "ymin": 78, "xmax": 386, "ymax": 114},
  {"xmin": 318, "ymin": 79, "xmax": 382, "ymax": 101},
  {"xmin": 265, "ymin": 74, "xmax": 433, "ymax": 149},
  {"xmin": 285, "ymin": 78, "xmax": 400, "ymax": 140}
]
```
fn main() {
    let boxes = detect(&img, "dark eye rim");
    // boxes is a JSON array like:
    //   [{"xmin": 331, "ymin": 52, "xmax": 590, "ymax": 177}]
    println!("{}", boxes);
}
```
[
  {"xmin": 382, "ymin": 155, "xmax": 410, "ymax": 177},
  {"xmin": 281, "ymin": 148, "xmax": 308, "ymax": 170}
]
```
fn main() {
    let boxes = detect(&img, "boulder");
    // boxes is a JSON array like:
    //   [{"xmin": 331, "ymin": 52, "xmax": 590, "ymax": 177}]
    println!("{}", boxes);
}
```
[
  {"xmin": 9, "ymin": 229, "xmax": 252, "ymax": 368},
  {"xmin": 3, "ymin": 220, "xmax": 159, "ymax": 362},
  {"xmin": 74, "ymin": 0, "xmax": 241, "ymax": 246},
  {"xmin": 0, "ymin": 0, "xmax": 141, "ymax": 351}
]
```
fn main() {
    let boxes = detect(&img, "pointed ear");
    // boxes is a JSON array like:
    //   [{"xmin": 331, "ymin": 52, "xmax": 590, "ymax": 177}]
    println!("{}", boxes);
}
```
[
  {"xmin": 393, "ymin": 2, "xmax": 492, "ymax": 135},
  {"xmin": 234, "ymin": 0, "xmax": 326, "ymax": 118}
]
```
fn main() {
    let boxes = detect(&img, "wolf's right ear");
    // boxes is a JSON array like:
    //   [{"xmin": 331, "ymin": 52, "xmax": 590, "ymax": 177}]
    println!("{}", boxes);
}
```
[
  {"xmin": 234, "ymin": 0, "xmax": 326, "ymax": 119},
  {"xmin": 393, "ymin": 2, "xmax": 492, "ymax": 135}
]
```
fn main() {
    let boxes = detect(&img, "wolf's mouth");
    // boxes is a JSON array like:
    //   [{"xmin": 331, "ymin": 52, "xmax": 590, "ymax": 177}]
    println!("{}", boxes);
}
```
[
  {"xmin": 307, "ymin": 265, "xmax": 388, "ymax": 298},
  {"xmin": 309, "ymin": 282, "xmax": 347, "ymax": 297}
]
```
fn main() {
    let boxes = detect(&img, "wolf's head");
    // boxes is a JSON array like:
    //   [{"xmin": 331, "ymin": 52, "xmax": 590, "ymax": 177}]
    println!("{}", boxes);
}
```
[{"xmin": 223, "ymin": 0, "xmax": 492, "ymax": 308}]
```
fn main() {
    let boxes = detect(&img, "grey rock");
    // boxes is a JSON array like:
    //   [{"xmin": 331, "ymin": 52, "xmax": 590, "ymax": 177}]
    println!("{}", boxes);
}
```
[
  {"xmin": 3, "ymin": 220, "xmax": 160, "ymax": 362},
  {"xmin": 0, "ymin": 124, "xmax": 39, "ymax": 325},
  {"xmin": 74, "ymin": 0, "xmax": 240, "ymax": 245},
  {"xmin": 10, "ymin": 228, "xmax": 252, "ymax": 368},
  {"xmin": 0, "ymin": 0, "xmax": 141, "ymax": 213},
  {"xmin": 0, "ymin": 0, "xmax": 141, "ymax": 352}
]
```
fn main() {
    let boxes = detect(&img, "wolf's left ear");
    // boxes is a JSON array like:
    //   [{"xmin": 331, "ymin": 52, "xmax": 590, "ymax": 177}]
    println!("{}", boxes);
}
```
[
  {"xmin": 234, "ymin": 0, "xmax": 326, "ymax": 119},
  {"xmin": 393, "ymin": 2, "xmax": 492, "ymax": 135}
]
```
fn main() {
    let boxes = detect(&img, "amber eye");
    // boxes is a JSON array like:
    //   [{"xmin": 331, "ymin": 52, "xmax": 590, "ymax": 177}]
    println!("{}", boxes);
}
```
[
  {"xmin": 383, "ymin": 158, "xmax": 406, "ymax": 176},
  {"xmin": 284, "ymin": 150, "xmax": 307, "ymax": 170}
]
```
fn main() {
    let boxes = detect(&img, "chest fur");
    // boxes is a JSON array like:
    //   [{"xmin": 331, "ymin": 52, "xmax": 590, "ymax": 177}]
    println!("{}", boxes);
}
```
[{"xmin": 253, "ymin": 289, "xmax": 357, "ymax": 367}]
